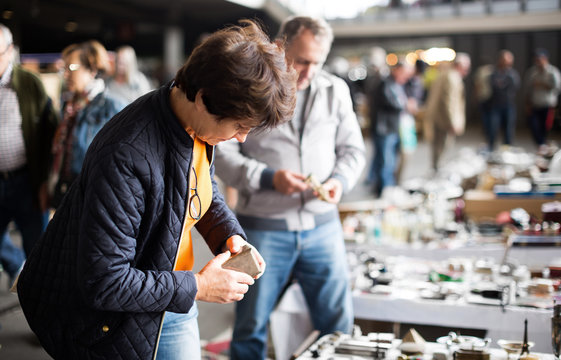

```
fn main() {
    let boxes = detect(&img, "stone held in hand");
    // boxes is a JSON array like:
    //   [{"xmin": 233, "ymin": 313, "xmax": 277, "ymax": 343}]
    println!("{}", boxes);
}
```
[{"xmin": 222, "ymin": 245, "xmax": 262, "ymax": 277}]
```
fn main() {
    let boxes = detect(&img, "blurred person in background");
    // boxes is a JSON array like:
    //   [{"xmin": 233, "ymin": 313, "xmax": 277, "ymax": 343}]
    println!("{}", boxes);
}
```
[
  {"xmin": 488, "ymin": 50, "xmax": 520, "ymax": 150},
  {"xmin": 17, "ymin": 19, "xmax": 296, "ymax": 360},
  {"xmin": 396, "ymin": 59, "xmax": 428, "ymax": 182},
  {"xmin": 406, "ymin": 59, "xmax": 428, "ymax": 106},
  {"xmin": 424, "ymin": 53, "xmax": 471, "ymax": 172},
  {"xmin": 473, "ymin": 57, "xmax": 494, "ymax": 151},
  {"xmin": 107, "ymin": 45, "xmax": 153, "ymax": 104},
  {"xmin": 369, "ymin": 60, "xmax": 415, "ymax": 196},
  {"xmin": 215, "ymin": 16, "xmax": 365, "ymax": 359},
  {"xmin": 0, "ymin": 23, "xmax": 58, "ymax": 284},
  {"xmin": 524, "ymin": 48, "xmax": 561, "ymax": 152},
  {"xmin": 48, "ymin": 40, "xmax": 125, "ymax": 208},
  {"xmin": 364, "ymin": 46, "xmax": 388, "ymax": 185}
]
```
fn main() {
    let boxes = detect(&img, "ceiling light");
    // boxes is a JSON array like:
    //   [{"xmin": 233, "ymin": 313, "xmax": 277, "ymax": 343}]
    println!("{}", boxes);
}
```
[
  {"xmin": 2, "ymin": 10, "xmax": 13, "ymax": 20},
  {"xmin": 225, "ymin": 0, "xmax": 265, "ymax": 8},
  {"xmin": 65, "ymin": 21, "xmax": 78, "ymax": 32}
]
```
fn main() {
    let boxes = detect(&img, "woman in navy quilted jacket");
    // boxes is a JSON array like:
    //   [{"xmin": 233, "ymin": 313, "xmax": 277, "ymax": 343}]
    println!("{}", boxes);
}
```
[{"xmin": 17, "ymin": 19, "xmax": 296, "ymax": 360}]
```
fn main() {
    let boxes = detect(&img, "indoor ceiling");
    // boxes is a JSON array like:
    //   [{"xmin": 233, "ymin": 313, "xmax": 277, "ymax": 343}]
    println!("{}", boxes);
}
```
[{"xmin": 3, "ymin": 0, "xmax": 281, "ymax": 54}]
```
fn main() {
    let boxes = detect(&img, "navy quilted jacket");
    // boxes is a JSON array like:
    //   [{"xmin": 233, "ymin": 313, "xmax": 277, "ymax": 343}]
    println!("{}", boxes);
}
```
[{"xmin": 17, "ymin": 84, "xmax": 245, "ymax": 359}]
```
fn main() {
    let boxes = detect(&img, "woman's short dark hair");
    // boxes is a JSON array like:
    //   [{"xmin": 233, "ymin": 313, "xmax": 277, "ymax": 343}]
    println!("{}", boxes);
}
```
[{"xmin": 174, "ymin": 19, "xmax": 297, "ymax": 131}]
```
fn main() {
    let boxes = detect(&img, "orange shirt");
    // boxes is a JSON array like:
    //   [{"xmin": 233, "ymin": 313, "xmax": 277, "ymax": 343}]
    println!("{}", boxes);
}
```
[{"xmin": 174, "ymin": 137, "xmax": 213, "ymax": 271}]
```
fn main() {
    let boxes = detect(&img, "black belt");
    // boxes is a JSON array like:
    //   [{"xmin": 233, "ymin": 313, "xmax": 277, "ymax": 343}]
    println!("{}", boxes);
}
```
[{"xmin": 0, "ymin": 165, "xmax": 27, "ymax": 180}]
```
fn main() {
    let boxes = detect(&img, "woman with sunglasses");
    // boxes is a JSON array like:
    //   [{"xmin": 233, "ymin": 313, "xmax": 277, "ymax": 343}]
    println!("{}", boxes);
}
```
[
  {"xmin": 48, "ymin": 40, "xmax": 125, "ymax": 208},
  {"xmin": 17, "ymin": 19, "xmax": 296, "ymax": 360}
]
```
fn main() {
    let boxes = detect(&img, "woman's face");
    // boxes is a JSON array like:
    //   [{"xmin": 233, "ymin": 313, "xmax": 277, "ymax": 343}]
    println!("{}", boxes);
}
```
[
  {"xmin": 189, "ymin": 90, "xmax": 255, "ymax": 145},
  {"xmin": 196, "ymin": 116, "xmax": 253, "ymax": 146},
  {"xmin": 63, "ymin": 50, "xmax": 96, "ymax": 94}
]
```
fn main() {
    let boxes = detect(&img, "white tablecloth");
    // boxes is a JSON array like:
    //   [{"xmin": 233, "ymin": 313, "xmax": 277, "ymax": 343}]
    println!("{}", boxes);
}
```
[
  {"xmin": 270, "ymin": 283, "xmax": 553, "ymax": 360},
  {"xmin": 353, "ymin": 290, "xmax": 552, "ymax": 352},
  {"xmin": 350, "ymin": 242, "xmax": 561, "ymax": 269}
]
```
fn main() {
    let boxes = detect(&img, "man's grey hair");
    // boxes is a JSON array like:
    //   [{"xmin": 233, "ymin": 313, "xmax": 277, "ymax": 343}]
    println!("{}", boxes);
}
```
[
  {"xmin": 0, "ymin": 23, "xmax": 13, "ymax": 47},
  {"xmin": 454, "ymin": 52, "xmax": 471, "ymax": 68},
  {"xmin": 276, "ymin": 16, "xmax": 333, "ymax": 52}
]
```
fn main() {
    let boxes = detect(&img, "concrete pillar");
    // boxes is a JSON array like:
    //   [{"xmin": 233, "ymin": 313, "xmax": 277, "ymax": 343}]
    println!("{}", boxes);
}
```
[{"xmin": 163, "ymin": 26, "xmax": 184, "ymax": 82}]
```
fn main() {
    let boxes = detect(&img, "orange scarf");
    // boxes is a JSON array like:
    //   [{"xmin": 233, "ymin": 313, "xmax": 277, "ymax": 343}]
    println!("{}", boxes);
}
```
[{"xmin": 174, "ymin": 137, "xmax": 213, "ymax": 271}]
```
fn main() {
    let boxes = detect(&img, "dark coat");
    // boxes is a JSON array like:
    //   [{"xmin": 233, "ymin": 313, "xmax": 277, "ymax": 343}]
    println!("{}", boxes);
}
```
[
  {"xmin": 370, "ymin": 75, "xmax": 408, "ymax": 136},
  {"xmin": 12, "ymin": 65, "xmax": 59, "ymax": 203},
  {"xmin": 17, "ymin": 84, "xmax": 245, "ymax": 359}
]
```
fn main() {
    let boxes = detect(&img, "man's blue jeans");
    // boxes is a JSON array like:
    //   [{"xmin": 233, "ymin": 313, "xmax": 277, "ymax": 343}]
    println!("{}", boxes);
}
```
[
  {"xmin": 230, "ymin": 219, "xmax": 353, "ymax": 360},
  {"xmin": 528, "ymin": 106, "xmax": 553, "ymax": 146},
  {"xmin": 156, "ymin": 303, "xmax": 200, "ymax": 360},
  {"xmin": 489, "ymin": 104, "xmax": 516, "ymax": 149},
  {"xmin": 480, "ymin": 103, "xmax": 493, "ymax": 150},
  {"xmin": 0, "ymin": 232, "xmax": 25, "ymax": 278},
  {"xmin": 0, "ymin": 172, "xmax": 46, "ymax": 277},
  {"xmin": 372, "ymin": 132, "xmax": 400, "ymax": 195}
]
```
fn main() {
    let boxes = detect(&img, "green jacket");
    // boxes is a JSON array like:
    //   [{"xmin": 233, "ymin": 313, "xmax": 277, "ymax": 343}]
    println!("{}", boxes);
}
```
[{"xmin": 11, "ymin": 65, "xmax": 59, "ymax": 204}]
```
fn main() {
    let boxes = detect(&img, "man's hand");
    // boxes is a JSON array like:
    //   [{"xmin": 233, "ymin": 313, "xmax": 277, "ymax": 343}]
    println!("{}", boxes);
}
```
[
  {"xmin": 194, "ymin": 251, "xmax": 254, "ymax": 303},
  {"xmin": 406, "ymin": 97, "xmax": 418, "ymax": 115},
  {"xmin": 224, "ymin": 235, "xmax": 266, "ymax": 279},
  {"xmin": 321, "ymin": 178, "xmax": 343, "ymax": 204},
  {"xmin": 273, "ymin": 170, "xmax": 308, "ymax": 195}
]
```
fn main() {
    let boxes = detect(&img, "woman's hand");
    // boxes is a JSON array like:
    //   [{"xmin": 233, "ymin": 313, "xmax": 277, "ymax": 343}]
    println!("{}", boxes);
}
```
[{"xmin": 194, "ymin": 251, "xmax": 254, "ymax": 303}]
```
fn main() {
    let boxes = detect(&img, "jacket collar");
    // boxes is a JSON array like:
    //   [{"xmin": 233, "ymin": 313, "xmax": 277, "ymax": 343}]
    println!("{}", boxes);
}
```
[
  {"xmin": 158, "ymin": 82, "xmax": 214, "ymax": 163},
  {"xmin": 160, "ymin": 81, "xmax": 193, "ymax": 147},
  {"xmin": 311, "ymin": 70, "xmax": 334, "ymax": 90},
  {"xmin": 0, "ymin": 62, "xmax": 12, "ymax": 86}
]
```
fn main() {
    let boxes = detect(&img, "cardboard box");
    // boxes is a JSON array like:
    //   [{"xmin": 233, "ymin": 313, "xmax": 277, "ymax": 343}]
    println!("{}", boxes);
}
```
[{"xmin": 463, "ymin": 190, "xmax": 561, "ymax": 221}]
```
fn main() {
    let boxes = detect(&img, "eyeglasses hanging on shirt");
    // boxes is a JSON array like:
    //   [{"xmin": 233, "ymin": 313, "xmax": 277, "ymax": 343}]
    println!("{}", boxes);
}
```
[{"xmin": 189, "ymin": 166, "xmax": 202, "ymax": 220}]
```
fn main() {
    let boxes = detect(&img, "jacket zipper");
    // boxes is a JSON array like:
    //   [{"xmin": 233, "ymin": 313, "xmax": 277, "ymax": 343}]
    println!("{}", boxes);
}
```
[{"xmin": 152, "ymin": 146, "xmax": 195, "ymax": 360}]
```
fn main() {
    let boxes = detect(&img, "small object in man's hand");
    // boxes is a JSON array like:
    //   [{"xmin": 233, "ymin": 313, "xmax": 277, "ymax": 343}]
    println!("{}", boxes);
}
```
[
  {"xmin": 222, "ymin": 245, "xmax": 262, "ymax": 277},
  {"xmin": 305, "ymin": 174, "xmax": 329, "ymax": 201}
]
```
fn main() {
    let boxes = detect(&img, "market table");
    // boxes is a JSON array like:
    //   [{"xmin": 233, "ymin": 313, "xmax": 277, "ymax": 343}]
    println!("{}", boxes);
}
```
[
  {"xmin": 294, "ymin": 333, "xmax": 556, "ymax": 360},
  {"xmin": 270, "ymin": 282, "xmax": 553, "ymax": 360},
  {"xmin": 352, "ymin": 289, "xmax": 552, "ymax": 353}
]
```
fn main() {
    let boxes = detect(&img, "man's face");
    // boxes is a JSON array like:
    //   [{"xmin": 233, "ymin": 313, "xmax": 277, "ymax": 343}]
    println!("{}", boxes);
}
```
[
  {"xmin": 458, "ymin": 62, "xmax": 471, "ymax": 79},
  {"xmin": 499, "ymin": 52, "xmax": 513, "ymax": 69},
  {"xmin": 284, "ymin": 28, "xmax": 328, "ymax": 91},
  {"xmin": 0, "ymin": 33, "xmax": 13, "ymax": 77},
  {"xmin": 536, "ymin": 55, "xmax": 548, "ymax": 69},
  {"xmin": 392, "ymin": 65, "xmax": 413, "ymax": 85}
]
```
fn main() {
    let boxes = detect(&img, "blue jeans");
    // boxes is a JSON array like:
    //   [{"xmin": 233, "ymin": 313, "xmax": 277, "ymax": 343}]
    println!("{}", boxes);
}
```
[
  {"xmin": 489, "ymin": 104, "xmax": 516, "ymax": 149},
  {"xmin": 480, "ymin": 103, "xmax": 493, "ymax": 150},
  {"xmin": 156, "ymin": 303, "xmax": 201, "ymax": 360},
  {"xmin": 528, "ymin": 107, "xmax": 553, "ymax": 146},
  {"xmin": 0, "ymin": 232, "xmax": 25, "ymax": 278},
  {"xmin": 0, "ymin": 172, "xmax": 47, "ymax": 276},
  {"xmin": 230, "ymin": 219, "xmax": 353, "ymax": 360},
  {"xmin": 372, "ymin": 133, "xmax": 400, "ymax": 196}
]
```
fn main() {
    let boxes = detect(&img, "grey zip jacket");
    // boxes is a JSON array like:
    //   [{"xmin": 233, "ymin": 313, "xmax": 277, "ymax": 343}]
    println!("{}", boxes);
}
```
[{"xmin": 215, "ymin": 70, "xmax": 365, "ymax": 231}]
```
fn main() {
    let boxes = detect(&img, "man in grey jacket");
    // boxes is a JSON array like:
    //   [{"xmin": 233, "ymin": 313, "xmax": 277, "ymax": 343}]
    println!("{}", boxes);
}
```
[
  {"xmin": 215, "ymin": 16, "xmax": 365, "ymax": 360},
  {"xmin": 524, "ymin": 48, "xmax": 561, "ymax": 150}
]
